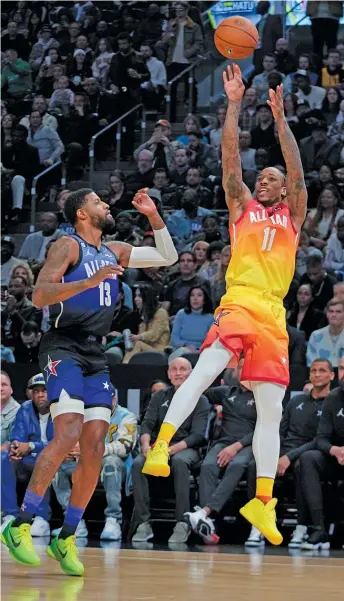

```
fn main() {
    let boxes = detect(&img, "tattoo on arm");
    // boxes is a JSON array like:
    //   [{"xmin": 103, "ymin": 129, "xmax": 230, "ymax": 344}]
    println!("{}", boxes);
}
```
[
  {"xmin": 277, "ymin": 119, "xmax": 307, "ymax": 224},
  {"xmin": 33, "ymin": 237, "xmax": 88, "ymax": 307},
  {"xmin": 222, "ymin": 102, "xmax": 249, "ymax": 215}
]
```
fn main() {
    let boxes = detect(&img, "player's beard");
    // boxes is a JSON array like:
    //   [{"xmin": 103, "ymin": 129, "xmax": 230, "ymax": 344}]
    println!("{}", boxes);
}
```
[{"xmin": 91, "ymin": 214, "xmax": 116, "ymax": 234}]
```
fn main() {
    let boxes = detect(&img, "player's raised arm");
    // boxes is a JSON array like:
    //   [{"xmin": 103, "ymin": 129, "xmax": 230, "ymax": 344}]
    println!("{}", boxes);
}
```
[
  {"xmin": 268, "ymin": 84, "xmax": 307, "ymax": 231},
  {"xmin": 107, "ymin": 190, "xmax": 178, "ymax": 268},
  {"xmin": 33, "ymin": 236, "xmax": 124, "ymax": 308},
  {"xmin": 222, "ymin": 64, "xmax": 251, "ymax": 224}
]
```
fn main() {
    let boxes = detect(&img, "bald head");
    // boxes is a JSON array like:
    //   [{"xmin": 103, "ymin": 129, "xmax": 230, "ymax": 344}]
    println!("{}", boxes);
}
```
[
  {"xmin": 168, "ymin": 357, "xmax": 192, "ymax": 389},
  {"xmin": 276, "ymin": 38, "xmax": 288, "ymax": 52}
]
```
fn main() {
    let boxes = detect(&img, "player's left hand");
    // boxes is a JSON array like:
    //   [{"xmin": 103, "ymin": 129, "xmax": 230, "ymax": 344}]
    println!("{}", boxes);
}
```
[
  {"xmin": 267, "ymin": 84, "xmax": 284, "ymax": 121},
  {"xmin": 132, "ymin": 189, "xmax": 157, "ymax": 216}
]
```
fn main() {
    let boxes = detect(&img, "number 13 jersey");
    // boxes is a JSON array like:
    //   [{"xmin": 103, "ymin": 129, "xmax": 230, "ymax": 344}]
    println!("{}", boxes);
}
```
[
  {"xmin": 223, "ymin": 199, "xmax": 299, "ymax": 303},
  {"xmin": 49, "ymin": 234, "xmax": 119, "ymax": 336}
]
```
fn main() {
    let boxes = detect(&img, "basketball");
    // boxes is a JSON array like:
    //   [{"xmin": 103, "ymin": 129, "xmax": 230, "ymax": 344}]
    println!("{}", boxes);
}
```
[{"xmin": 214, "ymin": 16, "xmax": 259, "ymax": 60}]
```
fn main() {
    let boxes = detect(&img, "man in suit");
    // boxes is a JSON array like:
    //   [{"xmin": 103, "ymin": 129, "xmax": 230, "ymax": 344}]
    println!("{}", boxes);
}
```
[{"xmin": 253, "ymin": 1, "xmax": 283, "ymax": 72}]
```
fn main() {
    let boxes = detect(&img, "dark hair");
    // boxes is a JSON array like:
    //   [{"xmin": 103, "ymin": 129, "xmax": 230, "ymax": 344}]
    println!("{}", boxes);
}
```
[
  {"xmin": 188, "ymin": 130, "xmax": 203, "ymax": 139},
  {"xmin": 215, "ymin": 103, "xmax": 227, "ymax": 128},
  {"xmin": 1, "ymin": 113, "xmax": 15, "ymax": 133},
  {"xmin": 42, "ymin": 45, "xmax": 61, "ymax": 64},
  {"xmin": 309, "ymin": 184, "xmax": 342, "ymax": 237},
  {"xmin": 202, "ymin": 214, "xmax": 221, "ymax": 227},
  {"xmin": 187, "ymin": 166, "xmax": 201, "ymax": 176},
  {"xmin": 95, "ymin": 37, "xmax": 113, "ymax": 56},
  {"xmin": 116, "ymin": 32, "xmax": 131, "ymax": 43},
  {"xmin": 298, "ymin": 53, "xmax": 313, "ymax": 68},
  {"xmin": 109, "ymin": 169, "xmax": 126, "ymax": 183},
  {"xmin": 64, "ymin": 188, "xmax": 94, "ymax": 226},
  {"xmin": 310, "ymin": 358, "xmax": 334, "ymax": 371},
  {"xmin": 322, "ymin": 87, "xmax": 341, "ymax": 112},
  {"xmin": 154, "ymin": 168, "xmax": 168, "ymax": 178},
  {"xmin": 134, "ymin": 284, "xmax": 159, "ymax": 325},
  {"xmin": 13, "ymin": 125, "xmax": 28, "ymax": 138},
  {"xmin": 96, "ymin": 189, "xmax": 110, "ymax": 203},
  {"xmin": 207, "ymin": 240, "xmax": 225, "ymax": 261},
  {"xmin": 185, "ymin": 285, "xmax": 213, "ymax": 314},
  {"xmin": 327, "ymin": 48, "xmax": 340, "ymax": 56},
  {"xmin": 283, "ymin": 93, "xmax": 298, "ymax": 115},
  {"xmin": 306, "ymin": 254, "xmax": 324, "ymax": 269},
  {"xmin": 179, "ymin": 250, "xmax": 195, "ymax": 263},
  {"xmin": 263, "ymin": 52, "xmax": 276, "ymax": 61}
]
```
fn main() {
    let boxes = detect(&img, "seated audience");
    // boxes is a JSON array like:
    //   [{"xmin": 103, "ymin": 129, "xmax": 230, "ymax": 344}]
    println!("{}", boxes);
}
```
[
  {"xmin": 295, "ymin": 229, "xmax": 323, "ymax": 277},
  {"xmin": 1, "ymin": 372, "xmax": 19, "ymax": 450},
  {"xmin": 294, "ymin": 70, "xmax": 326, "ymax": 109},
  {"xmin": 210, "ymin": 245, "xmax": 231, "ymax": 308},
  {"xmin": 300, "ymin": 123, "xmax": 341, "ymax": 181},
  {"xmin": 123, "ymin": 286, "xmax": 170, "ymax": 363},
  {"xmin": 131, "ymin": 357, "xmax": 209, "ymax": 544},
  {"xmin": 209, "ymin": 105, "xmax": 227, "ymax": 154},
  {"xmin": 186, "ymin": 132, "xmax": 218, "ymax": 176},
  {"xmin": 321, "ymin": 87, "xmax": 341, "ymax": 125},
  {"xmin": 126, "ymin": 149, "xmax": 155, "ymax": 193},
  {"xmin": 134, "ymin": 120, "xmax": 174, "ymax": 173},
  {"xmin": 192, "ymin": 241, "xmax": 209, "ymax": 273},
  {"xmin": 176, "ymin": 114, "xmax": 207, "ymax": 146},
  {"xmin": 301, "ymin": 255, "xmax": 337, "ymax": 311},
  {"xmin": 14, "ymin": 321, "xmax": 42, "ymax": 363},
  {"xmin": 307, "ymin": 298, "xmax": 344, "ymax": 367},
  {"xmin": 52, "ymin": 386, "xmax": 137, "ymax": 540},
  {"xmin": 283, "ymin": 53, "xmax": 318, "ymax": 93},
  {"xmin": 246, "ymin": 359, "xmax": 334, "ymax": 547},
  {"xmin": 170, "ymin": 167, "xmax": 213, "ymax": 210},
  {"xmin": 325, "ymin": 215, "xmax": 344, "ymax": 273},
  {"xmin": 318, "ymin": 48, "xmax": 344, "ymax": 88},
  {"xmin": 1, "ymin": 49, "xmax": 32, "ymax": 100},
  {"xmin": 287, "ymin": 284, "xmax": 325, "ymax": 341},
  {"xmin": 108, "ymin": 170, "xmax": 132, "ymax": 216},
  {"xmin": 2, "ymin": 276, "xmax": 42, "ymax": 347},
  {"xmin": 107, "ymin": 212, "xmax": 141, "ymax": 246},
  {"xmin": 250, "ymin": 104, "xmax": 275, "ymax": 150},
  {"xmin": 239, "ymin": 131, "xmax": 256, "ymax": 171},
  {"xmin": 274, "ymin": 37, "xmax": 297, "ymax": 75},
  {"xmin": 166, "ymin": 189, "xmax": 213, "ymax": 250},
  {"xmin": 2, "ymin": 374, "xmax": 53, "ymax": 536},
  {"xmin": 239, "ymin": 87, "xmax": 258, "ymax": 132},
  {"xmin": 169, "ymin": 146, "xmax": 190, "ymax": 186},
  {"xmin": 28, "ymin": 25, "xmax": 59, "ymax": 72},
  {"xmin": 162, "ymin": 251, "xmax": 209, "ymax": 317},
  {"xmin": 19, "ymin": 95, "xmax": 58, "ymax": 131},
  {"xmin": 171, "ymin": 285, "xmax": 213, "ymax": 351},
  {"xmin": 19, "ymin": 213, "xmax": 63, "ymax": 261},
  {"xmin": 26, "ymin": 111, "xmax": 64, "ymax": 167},
  {"xmin": 198, "ymin": 241, "xmax": 225, "ymax": 281},
  {"xmin": 185, "ymin": 356, "xmax": 256, "ymax": 544},
  {"xmin": 251, "ymin": 53, "xmax": 284, "ymax": 102},
  {"xmin": 294, "ymin": 357, "xmax": 344, "ymax": 550},
  {"xmin": 1, "ymin": 236, "xmax": 22, "ymax": 286}
]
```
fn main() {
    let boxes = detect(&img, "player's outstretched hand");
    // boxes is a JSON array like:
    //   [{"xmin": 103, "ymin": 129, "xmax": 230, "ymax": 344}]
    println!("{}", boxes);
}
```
[
  {"xmin": 223, "ymin": 63, "xmax": 245, "ymax": 103},
  {"xmin": 132, "ymin": 188, "xmax": 157, "ymax": 216},
  {"xmin": 267, "ymin": 84, "xmax": 284, "ymax": 121},
  {"xmin": 87, "ymin": 264, "xmax": 124, "ymax": 288}
]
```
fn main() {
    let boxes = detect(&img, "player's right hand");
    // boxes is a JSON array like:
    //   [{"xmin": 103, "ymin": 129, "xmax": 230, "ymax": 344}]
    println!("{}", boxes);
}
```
[
  {"xmin": 87, "ymin": 264, "xmax": 124, "ymax": 288},
  {"xmin": 223, "ymin": 63, "xmax": 245, "ymax": 103}
]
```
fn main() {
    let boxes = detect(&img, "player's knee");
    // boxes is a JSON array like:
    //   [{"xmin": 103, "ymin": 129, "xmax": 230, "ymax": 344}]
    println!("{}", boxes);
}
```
[{"xmin": 53, "ymin": 414, "xmax": 84, "ymax": 450}]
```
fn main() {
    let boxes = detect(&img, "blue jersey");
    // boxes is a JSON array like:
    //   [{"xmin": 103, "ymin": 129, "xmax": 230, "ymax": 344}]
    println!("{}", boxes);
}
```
[{"xmin": 49, "ymin": 234, "xmax": 119, "ymax": 336}]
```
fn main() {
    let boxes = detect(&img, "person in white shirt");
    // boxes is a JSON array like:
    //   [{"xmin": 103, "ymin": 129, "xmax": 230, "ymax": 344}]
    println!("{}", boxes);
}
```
[
  {"xmin": 294, "ymin": 70, "xmax": 326, "ymax": 109},
  {"xmin": 140, "ymin": 43, "xmax": 167, "ymax": 110},
  {"xmin": 239, "ymin": 130, "xmax": 256, "ymax": 171}
]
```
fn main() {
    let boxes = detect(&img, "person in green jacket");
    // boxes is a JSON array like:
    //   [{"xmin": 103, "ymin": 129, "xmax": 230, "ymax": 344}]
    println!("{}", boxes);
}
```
[{"xmin": 1, "ymin": 49, "xmax": 32, "ymax": 100}]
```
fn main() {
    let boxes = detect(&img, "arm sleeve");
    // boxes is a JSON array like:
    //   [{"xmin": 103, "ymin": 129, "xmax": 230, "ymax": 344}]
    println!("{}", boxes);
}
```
[
  {"xmin": 140, "ymin": 391, "xmax": 162, "ymax": 436},
  {"xmin": 287, "ymin": 440, "xmax": 316, "ymax": 462},
  {"xmin": 171, "ymin": 310, "xmax": 185, "ymax": 347},
  {"xmin": 104, "ymin": 413, "xmax": 138, "ymax": 458},
  {"xmin": 316, "ymin": 396, "xmax": 334, "ymax": 455},
  {"xmin": 184, "ymin": 395, "xmax": 210, "ymax": 448},
  {"xmin": 128, "ymin": 227, "xmax": 178, "ymax": 268}
]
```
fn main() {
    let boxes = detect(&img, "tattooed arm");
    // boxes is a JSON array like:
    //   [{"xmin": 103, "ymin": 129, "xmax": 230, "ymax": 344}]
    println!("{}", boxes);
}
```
[
  {"xmin": 222, "ymin": 64, "xmax": 252, "ymax": 224},
  {"xmin": 32, "ymin": 236, "xmax": 124, "ymax": 308},
  {"xmin": 268, "ymin": 85, "xmax": 307, "ymax": 231}
]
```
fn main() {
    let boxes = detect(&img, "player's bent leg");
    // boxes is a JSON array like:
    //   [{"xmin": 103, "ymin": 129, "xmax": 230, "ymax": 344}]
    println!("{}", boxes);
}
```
[
  {"xmin": 48, "ymin": 409, "xmax": 110, "ymax": 577},
  {"xmin": 240, "ymin": 382, "xmax": 284, "ymax": 545},
  {"xmin": 143, "ymin": 339, "xmax": 233, "ymax": 477}
]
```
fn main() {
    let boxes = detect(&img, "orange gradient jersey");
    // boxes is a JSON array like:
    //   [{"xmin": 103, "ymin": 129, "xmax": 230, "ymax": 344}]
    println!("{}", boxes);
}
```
[{"xmin": 223, "ymin": 199, "xmax": 299, "ymax": 302}]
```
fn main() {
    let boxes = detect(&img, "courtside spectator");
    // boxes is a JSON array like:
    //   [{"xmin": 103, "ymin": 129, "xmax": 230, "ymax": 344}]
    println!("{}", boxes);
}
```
[
  {"xmin": 307, "ymin": 298, "xmax": 344, "ymax": 367},
  {"xmin": 131, "ymin": 357, "xmax": 209, "ymax": 544},
  {"xmin": 171, "ymin": 285, "xmax": 213, "ymax": 352}
]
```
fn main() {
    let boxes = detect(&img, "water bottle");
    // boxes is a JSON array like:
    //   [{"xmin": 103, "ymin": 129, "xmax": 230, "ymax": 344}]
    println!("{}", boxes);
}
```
[{"xmin": 123, "ymin": 329, "xmax": 133, "ymax": 351}]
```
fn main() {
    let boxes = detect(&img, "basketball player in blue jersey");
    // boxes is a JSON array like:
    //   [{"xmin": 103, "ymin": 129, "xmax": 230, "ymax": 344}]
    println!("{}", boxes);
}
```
[{"xmin": 1, "ymin": 188, "xmax": 177, "ymax": 576}]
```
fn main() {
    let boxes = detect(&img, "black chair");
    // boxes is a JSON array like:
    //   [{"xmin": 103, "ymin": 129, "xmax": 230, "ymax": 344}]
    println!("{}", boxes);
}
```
[
  {"xmin": 184, "ymin": 352, "xmax": 200, "ymax": 368},
  {"xmin": 128, "ymin": 351, "xmax": 168, "ymax": 366}
]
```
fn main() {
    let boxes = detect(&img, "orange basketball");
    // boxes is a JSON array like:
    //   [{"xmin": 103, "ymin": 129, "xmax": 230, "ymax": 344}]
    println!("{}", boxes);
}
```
[{"xmin": 214, "ymin": 16, "xmax": 259, "ymax": 60}]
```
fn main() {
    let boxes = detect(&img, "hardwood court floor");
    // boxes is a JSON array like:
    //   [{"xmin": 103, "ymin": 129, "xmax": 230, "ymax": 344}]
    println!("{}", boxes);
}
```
[{"xmin": 2, "ymin": 543, "xmax": 344, "ymax": 601}]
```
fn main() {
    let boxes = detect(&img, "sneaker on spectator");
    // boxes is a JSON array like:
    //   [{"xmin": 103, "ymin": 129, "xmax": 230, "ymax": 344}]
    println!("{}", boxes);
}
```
[
  {"xmin": 301, "ymin": 528, "xmax": 330, "ymax": 550},
  {"xmin": 1, "ymin": 514, "xmax": 15, "ymax": 532},
  {"xmin": 132, "ymin": 522, "xmax": 154, "ymax": 543},
  {"xmin": 168, "ymin": 521, "xmax": 191, "ymax": 544},
  {"xmin": 288, "ymin": 525, "xmax": 308, "ymax": 548},
  {"xmin": 100, "ymin": 518, "xmax": 122, "ymax": 541},
  {"xmin": 51, "ymin": 519, "xmax": 88, "ymax": 538},
  {"xmin": 184, "ymin": 506, "xmax": 219, "ymax": 545},
  {"xmin": 245, "ymin": 526, "xmax": 265, "ymax": 547},
  {"xmin": 31, "ymin": 516, "xmax": 50, "ymax": 537}
]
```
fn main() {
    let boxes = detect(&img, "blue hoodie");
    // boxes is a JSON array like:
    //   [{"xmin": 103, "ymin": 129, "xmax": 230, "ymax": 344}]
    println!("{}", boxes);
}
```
[{"xmin": 10, "ymin": 401, "xmax": 53, "ymax": 464}]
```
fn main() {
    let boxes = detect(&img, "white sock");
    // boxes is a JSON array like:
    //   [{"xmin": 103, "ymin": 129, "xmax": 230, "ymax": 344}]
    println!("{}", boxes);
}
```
[
  {"xmin": 251, "ymin": 382, "xmax": 285, "ymax": 479},
  {"xmin": 164, "ymin": 339, "xmax": 233, "ymax": 429}
]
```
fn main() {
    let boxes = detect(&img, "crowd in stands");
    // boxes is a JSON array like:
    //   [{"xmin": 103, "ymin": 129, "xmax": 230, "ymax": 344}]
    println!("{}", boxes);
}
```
[{"xmin": 1, "ymin": 0, "xmax": 344, "ymax": 549}]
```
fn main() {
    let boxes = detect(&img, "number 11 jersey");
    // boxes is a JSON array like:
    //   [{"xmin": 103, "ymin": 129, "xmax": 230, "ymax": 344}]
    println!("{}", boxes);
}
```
[
  {"xmin": 224, "ymin": 199, "xmax": 299, "ymax": 303},
  {"xmin": 49, "ymin": 234, "xmax": 119, "ymax": 336}
]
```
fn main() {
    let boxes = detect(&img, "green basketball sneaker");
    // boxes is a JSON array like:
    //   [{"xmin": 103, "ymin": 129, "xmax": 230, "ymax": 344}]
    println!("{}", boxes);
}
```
[
  {"xmin": 1, "ymin": 519, "xmax": 40, "ymax": 566},
  {"xmin": 47, "ymin": 535, "xmax": 84, "ymax": 576}
]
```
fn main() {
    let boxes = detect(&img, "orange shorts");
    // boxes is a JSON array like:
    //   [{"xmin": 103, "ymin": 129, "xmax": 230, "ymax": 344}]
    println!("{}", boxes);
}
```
[{"xmin": 201, "ymin": 286, "xmax": 289, "ymax": 387}]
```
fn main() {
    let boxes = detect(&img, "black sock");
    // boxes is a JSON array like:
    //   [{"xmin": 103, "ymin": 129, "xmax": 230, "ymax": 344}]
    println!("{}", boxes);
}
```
[
  {"xmin": 12, "ymin": 512, "xmax": 34, "ymax": 527},
  {"xmin": 58, "ymin": 523, "xmax": 78, "ymax": 539}
]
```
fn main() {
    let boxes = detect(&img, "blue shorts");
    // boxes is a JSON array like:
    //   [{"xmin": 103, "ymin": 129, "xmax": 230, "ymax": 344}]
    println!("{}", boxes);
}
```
[{"xmin": 39, "ymin": 330, "xmax": 112, "ymax": 423}]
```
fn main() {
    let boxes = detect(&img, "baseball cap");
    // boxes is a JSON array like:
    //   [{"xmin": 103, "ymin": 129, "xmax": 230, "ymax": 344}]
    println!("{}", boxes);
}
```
[
  {"xmin": 295, "ymin": 69, "xmax": 309, "ymax": 78},
  {"xmin": 147, "ymin": 188, "xmax": 161, "ymax": 202},
  {"xmin": 256, "ymin": 103, "xmax": 272, "ymax": 112},
  {"xmin": 155, "ymin": 119, "xmax": 170, "ymax": 128},
  {"xmin": 27, "ymin": 373, "xmax": 46, "ymax": 389},
  {"xmin": 1, "ymin": 235, "xmax": 15, "ymax": 249}
]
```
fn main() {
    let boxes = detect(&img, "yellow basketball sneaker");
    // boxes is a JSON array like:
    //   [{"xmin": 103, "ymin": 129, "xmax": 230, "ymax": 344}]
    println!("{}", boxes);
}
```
[
  {"xmin": 142, "ymin": 440, "xmax": 170, "ymax": 477},
  {"xmin": 239, "ymin": 498, "xmax": 283, "ymax": 545}
]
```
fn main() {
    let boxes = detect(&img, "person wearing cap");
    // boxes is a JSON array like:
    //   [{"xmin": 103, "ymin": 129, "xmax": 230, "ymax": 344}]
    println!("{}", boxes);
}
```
[
  {"xmin": 294, "ymin": 70, "xmax": 326, "ymax": 110},
  {"xmin": 299, "ymin": 121, "xmax": 342, "ymax": 177},
  {"xmin": 250, "ymin": 103, "xmax": 275, "ymax": 150},
  {"xmin": 28, "ymin": 26, "xmax": 59, "ymax": 73},
  {"xmin": 134, "ymin": 120, "xmax": 174, "ymax": 172},
  {"xmin": 1, "ymin": 236, "xmax": 21, "ymax": 286},
  {"xmin": 110, "ymin": 212, "xmax": 142, "ymax": 246},
  {"xmin": 51, "ymin": 385, "xmax": 137, "ymax": 541},
  {"xmin": 3, "ymin": 374, "xmax": 53, "ymax": 537}
]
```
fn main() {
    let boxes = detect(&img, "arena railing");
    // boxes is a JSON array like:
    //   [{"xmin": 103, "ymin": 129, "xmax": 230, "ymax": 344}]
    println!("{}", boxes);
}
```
[
  {"xmin": 165, "ymin": 52, "xmax": 214, "ymax": 121},
  {"xmin": 89, "ymin": 104, "xmax": 146, "ymax": 186},
  {"xmin": 30, "ymin": 160, "xmax": 66, "ymax": 232}
]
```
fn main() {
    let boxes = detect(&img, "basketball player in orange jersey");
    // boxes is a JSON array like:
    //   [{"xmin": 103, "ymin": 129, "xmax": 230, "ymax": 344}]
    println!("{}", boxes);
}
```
[{"xmin": 143, "ymin": 64, "xmax": 307, "ymax": 545}]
